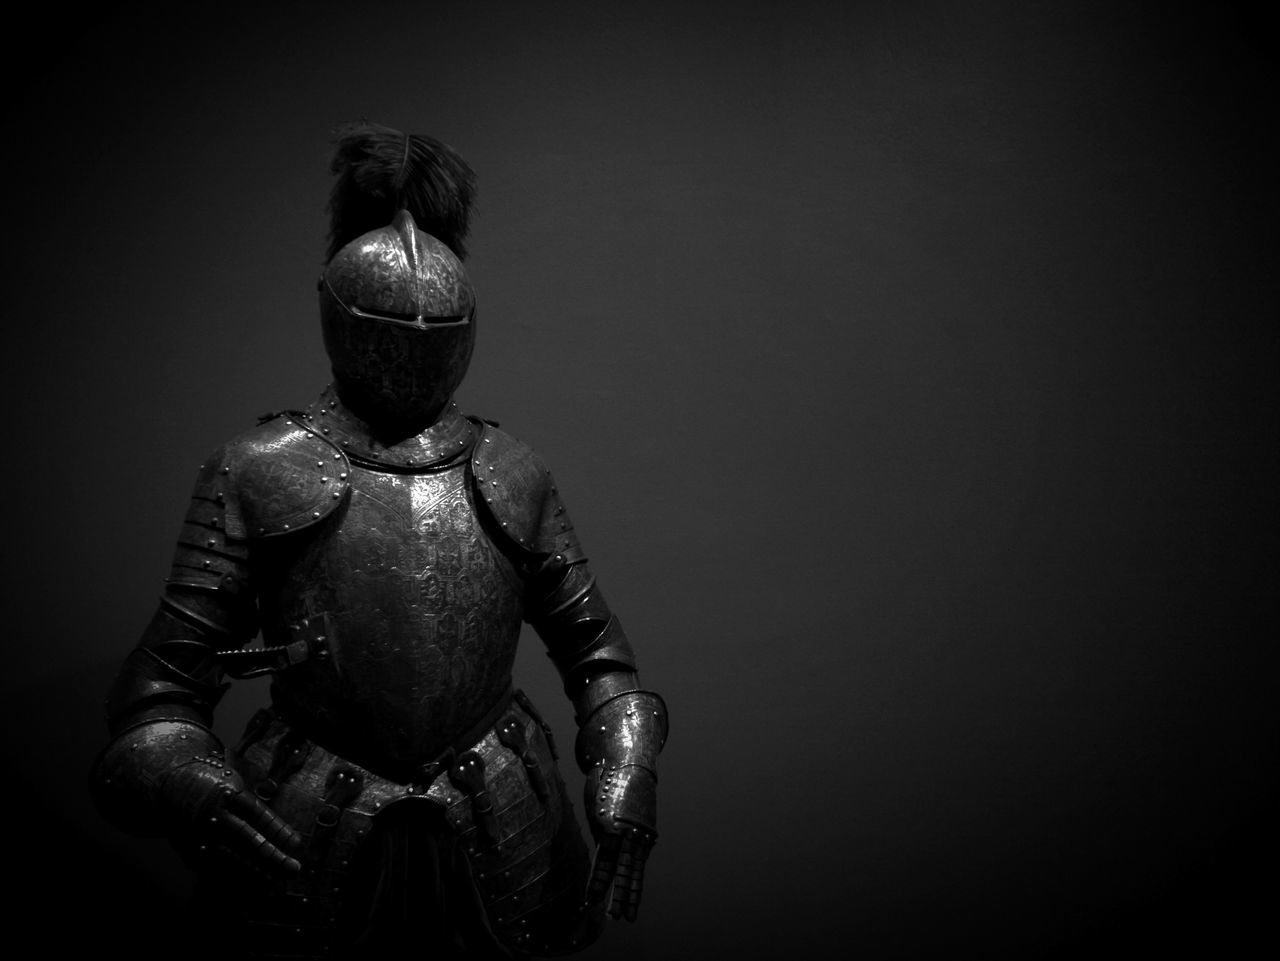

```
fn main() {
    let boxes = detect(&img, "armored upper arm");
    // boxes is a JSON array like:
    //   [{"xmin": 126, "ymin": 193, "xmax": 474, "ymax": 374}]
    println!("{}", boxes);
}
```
[
  {"xmin": 468, "ymin": 421, "xmax": 637, "ymax": 705},
  {"xmin": 158, "ymin": 415, "xmax": 350, "ymax": 637},
  {"xmin": 106, "ymin": 416, "xmax": 351, "ymax": 730}
]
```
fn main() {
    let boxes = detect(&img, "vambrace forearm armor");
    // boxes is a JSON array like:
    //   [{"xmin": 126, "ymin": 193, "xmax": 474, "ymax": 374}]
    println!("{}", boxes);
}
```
[
  {"xmin": 104, "ymin": 611, "xmax": 231, "ymax": 733},
  {"xmin": 528, "ymin": 560, "xmax": 637, "ymax": 705},
  {"xmin": 526, "ymin": 554, "xmax": 667, "ymax": 831}
]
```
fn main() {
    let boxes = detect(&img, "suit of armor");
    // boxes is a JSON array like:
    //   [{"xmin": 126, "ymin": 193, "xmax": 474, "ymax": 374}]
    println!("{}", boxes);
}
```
[{"xmin": 91, "ymin": 129, "xmax": 666, "ymax": 959}]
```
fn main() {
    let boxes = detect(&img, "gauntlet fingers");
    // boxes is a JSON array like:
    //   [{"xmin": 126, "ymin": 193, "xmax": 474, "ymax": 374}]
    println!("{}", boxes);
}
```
[
  {"xmin": 609, "ymin": 831, "xmax": 651, "ymax": 922},
  {"xmin": 227, "ymin": 788, "xmax": 305, "ymax": 859},
  {"xmin": 217, "ymin": 807, "xmax": 302, "ymax": 876},
  {"xmin": 587, "ymin": 835, "xmax": 621, "ymax": 907}
]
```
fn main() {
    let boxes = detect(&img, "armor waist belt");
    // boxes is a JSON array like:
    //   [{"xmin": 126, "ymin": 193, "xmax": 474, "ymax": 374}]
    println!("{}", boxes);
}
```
[{"xmin": 272, "ymin": 684, "xmax": 516, "ymax": 786}]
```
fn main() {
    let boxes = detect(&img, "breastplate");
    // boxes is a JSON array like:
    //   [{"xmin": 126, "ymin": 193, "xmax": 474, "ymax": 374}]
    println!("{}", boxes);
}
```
[{"xmin": 257, "ymin": 459, "xmax": 524, "ymax": 767}]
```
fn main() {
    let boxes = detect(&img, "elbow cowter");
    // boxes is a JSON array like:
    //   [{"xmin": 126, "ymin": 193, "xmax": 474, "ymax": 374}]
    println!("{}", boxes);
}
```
[{"xmin": 527, "ymin": 560, "xmax": 638, "ymax": 696}]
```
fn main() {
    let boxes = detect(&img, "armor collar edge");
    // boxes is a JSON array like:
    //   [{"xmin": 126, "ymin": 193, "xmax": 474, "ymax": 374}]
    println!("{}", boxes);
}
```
[{"xmin": 301, "ymin": 384, "xmax": 474, "ymax": 471}]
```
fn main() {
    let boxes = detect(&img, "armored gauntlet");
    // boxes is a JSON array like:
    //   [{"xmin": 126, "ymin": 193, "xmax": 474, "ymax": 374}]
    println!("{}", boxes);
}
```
[
  {"xmin": 91, "ymin": 708, "xmax": 303, "ymax": 877},
  {"xmin": 90, "ymin": 615, "xmax": 304, "ymax": 878},
  {"xmin": 575, "ymin": 680, "xmax": 668, "ymax": 921}
]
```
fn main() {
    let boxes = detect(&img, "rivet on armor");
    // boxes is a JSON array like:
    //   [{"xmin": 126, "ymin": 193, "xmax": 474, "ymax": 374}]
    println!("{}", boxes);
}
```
[
  {"xmin": 332, "ymin": 491, "xmax": 341, "ymax": 499},
  {"xmin": 283, "ymin": 524, "xmax": 290, "ymax": 530},
  {"xmin": 339, "ymin": 473, "xmax": 348, "ymax": 480},
  {"xmin": 322, "ymin": 427, "xmax": 330, "ymax": 434},
  {"xmin": 221, "ymin": 466, "xmax": 230, "ymax": 474},
  {"xmin": 316, "ymin": 461, "xmax": 324, "ymax": 468},
  {"xmin": 207, "ymin": 539, "xmax": 216, "ymax": 547},
  {"xmin": 313, "ymin": 511, "xmax": 321, "ymax": 519},
  {"xmin": 320, "ymin": 477, "xmax": 329, "ymax": 483},
  {"xmin": 285, "ymin": 420, "xmax": 293, "ymax": 426}
]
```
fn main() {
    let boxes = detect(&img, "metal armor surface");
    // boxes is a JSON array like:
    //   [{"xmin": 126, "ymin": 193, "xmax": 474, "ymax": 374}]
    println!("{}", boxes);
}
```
[
  {"xmin": 259, "ymin": 400, "xmax": 525, "ymax": 771},
  {"xmin": 469, "ymin": 421, "xmax": 583, "ymax": 562},
  {"xmin": 226, "ymin": 692, "xmax": 600, "ymax": 957},
  {"xmin": 320, "ymin": 209, "xmax": 476, "ymax": 428}
]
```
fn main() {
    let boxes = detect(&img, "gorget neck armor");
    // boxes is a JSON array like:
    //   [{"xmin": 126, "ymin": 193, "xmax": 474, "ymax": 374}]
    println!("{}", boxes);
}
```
[
  {"xmin": 301, "ymin": 384, "xmax": 474, "ymax": 471},
  {"xmin": 319, "ymin": 209, "xmax": 476, "ymax": 433}
]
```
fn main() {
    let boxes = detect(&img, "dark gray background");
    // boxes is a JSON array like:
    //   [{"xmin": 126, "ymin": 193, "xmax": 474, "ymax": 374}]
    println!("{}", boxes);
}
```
[{"xmin": 6, "ymin": 1, "xmax": 1274, "ymax": 958}]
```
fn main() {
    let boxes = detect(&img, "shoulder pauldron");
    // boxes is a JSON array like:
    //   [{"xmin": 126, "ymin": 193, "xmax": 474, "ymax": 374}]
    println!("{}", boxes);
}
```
[
  {"xmin": 193, "ymin": 414, "xmax": 352, "ymax": 540},
  {"xmin": 467, "ymin": 420, "xmax": 582, "ymax": 563}
]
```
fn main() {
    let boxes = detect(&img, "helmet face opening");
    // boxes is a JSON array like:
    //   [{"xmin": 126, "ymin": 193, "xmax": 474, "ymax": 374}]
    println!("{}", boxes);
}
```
[
  {"xmin": 319, "ymin": 211, "xmax": 476, "ymax": 429},
  {"xmin": 321, "ymin": 276, "xmax": 472, "ymax": 328}
]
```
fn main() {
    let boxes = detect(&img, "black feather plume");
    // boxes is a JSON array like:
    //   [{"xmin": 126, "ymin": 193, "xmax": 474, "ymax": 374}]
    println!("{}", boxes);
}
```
[{"xmin": 325, "ymin": 121, "xmax": 477, "ymax": 261}]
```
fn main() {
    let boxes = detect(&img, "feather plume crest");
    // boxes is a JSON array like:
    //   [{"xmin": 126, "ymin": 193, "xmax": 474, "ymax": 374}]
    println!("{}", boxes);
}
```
[{"xmin": 326, "ymin": 121, "xmax": 477, "ymax": 262}]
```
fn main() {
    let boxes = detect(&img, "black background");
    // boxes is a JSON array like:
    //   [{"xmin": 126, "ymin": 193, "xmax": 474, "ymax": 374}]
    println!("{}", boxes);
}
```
[{"xmin": 6, "ymin": 2, "xmax": 1275, "ymax": 958}]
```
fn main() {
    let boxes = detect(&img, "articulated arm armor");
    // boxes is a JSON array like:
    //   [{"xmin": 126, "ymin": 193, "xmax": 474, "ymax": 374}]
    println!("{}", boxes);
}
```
[
  {"xmin": 90, "ymin": 429, "xmax": 324, "ymax": 876},
  {"xmin": 531, "ymin": 564, "xmax": 668, "ymax": 922},
  {"xmin": 471, "ymin": 422, "xmax": 668, "ymax": 921}
]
